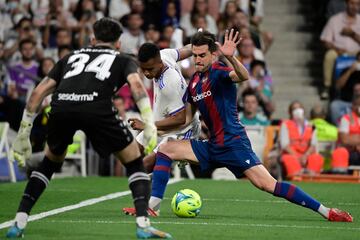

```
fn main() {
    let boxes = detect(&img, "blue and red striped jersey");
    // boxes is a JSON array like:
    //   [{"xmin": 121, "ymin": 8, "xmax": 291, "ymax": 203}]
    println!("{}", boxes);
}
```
[{"xmin": 187, "ymin": 61, "xmax": 247, "ymax": 145}]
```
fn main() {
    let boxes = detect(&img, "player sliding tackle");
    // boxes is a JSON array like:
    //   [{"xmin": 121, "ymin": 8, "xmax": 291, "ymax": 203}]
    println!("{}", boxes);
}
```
[
  {"xmin": 6, "ymin": 18, "xmax": 171, "ymax": 239},
  {"xmin": 124, "ymin": 28, "xmax": 353, "ymax": 223}
]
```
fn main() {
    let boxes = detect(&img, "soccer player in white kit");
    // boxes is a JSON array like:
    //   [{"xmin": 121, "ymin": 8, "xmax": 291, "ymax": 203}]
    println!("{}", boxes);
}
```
[{"xmin": 123, "ymin": 43, "xmax": 201, "ymax": 216}]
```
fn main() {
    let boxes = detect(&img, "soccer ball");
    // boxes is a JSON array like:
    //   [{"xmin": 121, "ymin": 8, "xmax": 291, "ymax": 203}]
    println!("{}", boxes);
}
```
[{"xmin": 171, "ymin": 189, "xmax": 202, "ymax": 217}]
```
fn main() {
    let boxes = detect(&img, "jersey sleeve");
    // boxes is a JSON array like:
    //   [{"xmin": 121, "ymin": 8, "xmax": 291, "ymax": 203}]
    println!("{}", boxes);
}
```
[
  {"xmin": 161, "ymin": 70, "xmax": 186, "ymax": 115},
  {"xmin": 119, "ymin": 55, "xmax": 138, "ymax": 81},
  {"xmin": 213, "ymin": 62, "xmax": 232, "ymax": 84},
  {"xmin": 48, "ymin": 57, "xmax": 66, "ymax": 84},
  {"xmin": 160, "ymin": 49, "xmax": 179, "ymax": 67}
]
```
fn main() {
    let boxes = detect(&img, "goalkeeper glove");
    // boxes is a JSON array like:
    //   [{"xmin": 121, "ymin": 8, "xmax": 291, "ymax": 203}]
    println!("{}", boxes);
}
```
[
  {"xmin": 11, "ymin": 110, "xmax": 35, "ymax": 167},
  {"xmin": 143, "ymin": 123, "xmax": 157, "ymax": 155},
  {"xmin": 137, "ymin": 98, "xmax": 157, "ymax": 155}
]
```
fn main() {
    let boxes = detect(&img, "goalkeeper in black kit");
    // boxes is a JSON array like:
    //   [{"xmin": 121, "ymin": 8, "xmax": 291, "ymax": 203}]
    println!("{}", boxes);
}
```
[{"xmin": 6, "ymin": 17, "xmax": 171, "ymax": 239}]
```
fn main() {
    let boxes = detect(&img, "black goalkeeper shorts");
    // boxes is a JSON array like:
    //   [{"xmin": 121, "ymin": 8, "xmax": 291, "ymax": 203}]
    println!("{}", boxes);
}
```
[{"xmin": 47, "ymin": 111, "xmax": 134, "ymax": 157}]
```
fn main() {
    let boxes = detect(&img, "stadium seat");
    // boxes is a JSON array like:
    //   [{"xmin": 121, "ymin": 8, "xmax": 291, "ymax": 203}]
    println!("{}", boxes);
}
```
[
  {"xmin": 348, "ymin": 165, "xmax": 360, "ymax": 176},
  {"xmin": 317, "ymin": 140, "xmax": 337, "ymax": 172},
  {"xmin": 263, "ymin": 126, "xmax": 280, "ymax": 167},
  {"xmin": 0, "ymin": 122, "xmax": 16, "ymax": 182},
  {"xmin": 317, "ymin": 140, "xmax": 336, "ymax": 153},
  {"xmin": 172, "ymin": 162, "xmax": 195, "ymax": 180},
  {"xmin": 262, "ymin": 126, "xmax": 282, "ymax": 180},
  {"xmin": 212, "ymin": 167, "xmax": 237, "ymax": 180},
  {"xmin": 245, "ymin": 125, "xmax": 267, "ymax": 163},
  {"xmin": 65, "ymin": 130, "xmax": 87, "ymax": 177}
]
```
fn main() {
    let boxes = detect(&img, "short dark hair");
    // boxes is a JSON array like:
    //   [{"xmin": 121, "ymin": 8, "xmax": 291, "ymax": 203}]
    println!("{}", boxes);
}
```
[
  {"xmin": 138, "ymin": 43, "xmax": 160, "ymax": 63},
  {"xmin": 16, "ymin": 17, "xmax": 32, "ymax": 29},
  {"xmin": 38, "ymin": 57, "xmax": 55, "ymax": 78},
  {"xmin": 191, "ymin": 30, "xmax": 217, "ymax": 53},
  {"xmin": 250, "ymin": 60, "xmax": 266, "ymax": 72},
  {"xmin": 93, "ymin": 17, "xmax": 123, "ymax": 43},
  {"xmin": 56, "ymin": 27, "xmax": 71, "ymax": 36},
  {"xmin": 19, "ymin": 38, "xmax": 35, "ymax": 50},
  {"xmin": 57, "ymin": 45, "xmax": 72, "ymax": 55},
  {"xmin": 242, "ymin": 88, "xmax": 258, "ymax": 102},
  {"xmin": 58, "ymin": 44, "xmax": 71, "ymax": 51},
  {"xmin": 310, "ymin": 104, "xmax": 326, "ymax": 119}
]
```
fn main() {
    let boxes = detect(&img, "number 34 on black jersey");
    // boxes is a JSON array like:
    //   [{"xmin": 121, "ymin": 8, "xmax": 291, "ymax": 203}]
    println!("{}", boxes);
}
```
[{"xmin": 48, "ymin": 46, "xmax": 138, "ymax": 114}]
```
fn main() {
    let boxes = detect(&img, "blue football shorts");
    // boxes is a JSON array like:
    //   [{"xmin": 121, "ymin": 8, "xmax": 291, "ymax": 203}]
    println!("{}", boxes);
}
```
[{"xmin": 190, "ymin": 138, "xmax": 262, "ymax": 178}]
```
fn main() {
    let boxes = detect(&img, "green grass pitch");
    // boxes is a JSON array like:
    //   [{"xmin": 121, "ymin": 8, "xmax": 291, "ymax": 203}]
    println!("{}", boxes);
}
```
[{"xmin": 0, "ymin": 177, "xmax": 359, "ymax": 239}]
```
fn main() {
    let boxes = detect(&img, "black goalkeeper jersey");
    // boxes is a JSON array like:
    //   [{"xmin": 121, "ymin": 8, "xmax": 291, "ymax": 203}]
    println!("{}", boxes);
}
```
[{"xmin": 48, "ymin": 46, "xmax": 138, "ymax": 114}]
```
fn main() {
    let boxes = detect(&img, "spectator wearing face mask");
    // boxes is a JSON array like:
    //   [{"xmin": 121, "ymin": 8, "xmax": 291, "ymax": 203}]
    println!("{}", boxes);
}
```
[{"xmin": 280, "ymin": 101, "xmax": 324, "ymax": 177}]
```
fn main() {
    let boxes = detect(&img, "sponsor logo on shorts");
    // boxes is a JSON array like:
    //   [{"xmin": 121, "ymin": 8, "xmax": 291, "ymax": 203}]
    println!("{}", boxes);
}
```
[
  {"xmin": 192, "ymin": 90, "xmax": 211, "ymax": 102},
  {"xmin": 58, "ymin": 92, "xmax": 98, "ymax": 101}
]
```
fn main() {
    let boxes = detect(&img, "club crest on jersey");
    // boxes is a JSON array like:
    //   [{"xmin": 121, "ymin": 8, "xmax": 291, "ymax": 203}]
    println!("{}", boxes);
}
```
[{"xmin": 192, "ymin": 90, "xmax": 212, "ymax": 102}]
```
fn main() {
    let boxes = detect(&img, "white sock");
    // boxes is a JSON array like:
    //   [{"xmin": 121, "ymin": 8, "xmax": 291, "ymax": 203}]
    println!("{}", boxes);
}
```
[
  {"xmin": 318, "ymin": 204, "xmax": 330, "ymax": 219},
  {"xmin": 15, "ymin": 212, "xmax": 28, "ymax": 229},
  {"xmin": 136, "ymin": 216, "xmax": 150, "ymax": 228},
  {"xmin": 149, "ymin": 196, "xmax": 162, "ymax": 211}
]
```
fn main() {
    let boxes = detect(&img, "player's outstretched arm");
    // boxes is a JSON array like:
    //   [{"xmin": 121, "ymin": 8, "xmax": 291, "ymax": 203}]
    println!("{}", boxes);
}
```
[
  {"xmin": 227, "ymin": 56, "xmax": 249, "ymax": 83},
  {"xmin": 217, "ymin": 29, "xmax": 249, "ymax": 83},
  {"xmin": 27, "ymin": 77, "xmax": 57, "ymax": 113},
  {"xmin": 127, "ymin": 73, "xmax": 157, "ymax": 154},
  {"xmin": 12, "ymin": 77, "xmax": 57, "ymax": 166},
  {"xmin": 177, "ymin": 44, "xmax": 192, "ymax": 61}
]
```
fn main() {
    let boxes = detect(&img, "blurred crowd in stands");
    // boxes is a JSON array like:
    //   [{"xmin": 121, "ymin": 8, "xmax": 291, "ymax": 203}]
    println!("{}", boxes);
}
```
[{"xmin": 0, "ymin": 0, "xmax": 359, "ymax": 180}]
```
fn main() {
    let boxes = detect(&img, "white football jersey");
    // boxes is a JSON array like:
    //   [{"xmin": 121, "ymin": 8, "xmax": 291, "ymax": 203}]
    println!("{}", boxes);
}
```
[
  {"xmin": 136, "ymin": 49, "xmax": 201, "ymax": 147},
  {"xmin": 153, "ymin": 49, "xmax": 185, "ymax": 122}
]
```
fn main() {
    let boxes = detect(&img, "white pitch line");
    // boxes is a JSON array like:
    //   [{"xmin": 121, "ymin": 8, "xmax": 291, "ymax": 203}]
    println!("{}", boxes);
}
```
[
  {"xmin": 0, "ymin": 178, "xmax": 182, "ymax": 230},
  {"xmin": 163, "ymin": 197, "xmax": 360, "ymax": 206},
  {"xmin": 44, "ymin": 219, "xmax": 360, "ymax": 232}
]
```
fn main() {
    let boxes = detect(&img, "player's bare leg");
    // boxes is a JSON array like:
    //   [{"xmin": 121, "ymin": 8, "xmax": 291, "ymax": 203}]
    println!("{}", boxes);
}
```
[
  {"xmin": 143, "ymin": 152, "xmax": 156, "ymax": 173},
  {"xmin": 7, "ymin": 147, "xmax": 66, "ymax": 238},
  {"xmin": 244, "ymin": 165, "xmax": 353, "ymax": 222}
]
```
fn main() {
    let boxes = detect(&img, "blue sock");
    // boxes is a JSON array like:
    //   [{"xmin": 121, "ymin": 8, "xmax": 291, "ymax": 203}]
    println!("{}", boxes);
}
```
[
  {"xmin": 151, "ymin": 152, "xmax": 172, "ymax": 199},
  {"xmin": 273, "ymin": 182, "xmax": 320, "ymax": 212}
]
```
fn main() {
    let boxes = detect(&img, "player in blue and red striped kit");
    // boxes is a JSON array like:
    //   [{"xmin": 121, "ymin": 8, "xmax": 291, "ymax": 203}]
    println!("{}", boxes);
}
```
[{"xmin": 124, "ymin": 29, "xmax": 353, "ymax": 222}]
